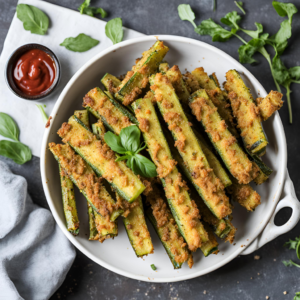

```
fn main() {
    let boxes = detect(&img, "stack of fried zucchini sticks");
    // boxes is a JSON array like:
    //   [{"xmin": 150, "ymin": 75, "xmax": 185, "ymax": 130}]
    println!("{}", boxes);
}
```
[{"xmin": 49, "ymin": 40, "xmax": 283, "ymax": 269}]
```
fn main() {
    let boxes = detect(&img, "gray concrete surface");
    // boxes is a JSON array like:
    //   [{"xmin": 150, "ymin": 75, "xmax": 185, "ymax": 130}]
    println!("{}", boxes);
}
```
[{"xmin": 1, "ymin": 0, "xmax": 300, "ymax": 299}]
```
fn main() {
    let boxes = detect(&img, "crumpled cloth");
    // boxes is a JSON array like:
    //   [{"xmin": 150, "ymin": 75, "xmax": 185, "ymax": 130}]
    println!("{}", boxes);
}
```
[{"xmin": 0, "ymin": 161, "xmax": 75, "ymax": 300}]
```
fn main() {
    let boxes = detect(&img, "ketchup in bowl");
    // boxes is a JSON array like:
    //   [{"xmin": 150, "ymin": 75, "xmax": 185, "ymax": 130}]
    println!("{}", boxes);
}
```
[{"xmin": 13, "ymin": 49, "xmax": 56, "ymax": 96}]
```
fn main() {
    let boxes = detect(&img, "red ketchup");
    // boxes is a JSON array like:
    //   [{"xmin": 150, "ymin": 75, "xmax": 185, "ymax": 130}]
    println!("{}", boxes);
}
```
[{"xmin": 13, "ymin": 49, "xmax": 56, "ymax": 96}]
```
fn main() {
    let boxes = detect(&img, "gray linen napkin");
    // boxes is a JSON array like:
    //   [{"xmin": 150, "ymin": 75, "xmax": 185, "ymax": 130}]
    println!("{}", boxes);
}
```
[{"xmin": 0, "ymin": 161, "xmax": 75, "ymax": 300}]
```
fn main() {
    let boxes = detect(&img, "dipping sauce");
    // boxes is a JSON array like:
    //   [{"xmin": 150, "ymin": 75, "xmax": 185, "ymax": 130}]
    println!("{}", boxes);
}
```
[{"xmin": 13, "ymin": 49, "xmax": 56, "ymax": 96}]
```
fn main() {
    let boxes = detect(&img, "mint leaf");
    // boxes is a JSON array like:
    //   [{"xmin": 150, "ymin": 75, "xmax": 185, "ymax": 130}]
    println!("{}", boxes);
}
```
[
  {"xmin": 195, "ymin": 19, "xmax": 234, "ymax": 42},
  {"xmin": 178, "ymin": 4, "xmax": 196, "ymax": 28},
  {"xmin": 105, "ymin": 18, "xmax": 123, "ymax": 44},
  {"xmin": 0, "ymin": 140, "xmax": 32, "ymax": 164},
  {"xmin": 234, "ymin": 1, "xmax": 245, "ymax": 15},
  {"xmin": 60, "ymin": 33, "xmax": 99, "ymax": 52},
  {"xmin": 16, "ymin": 4, "xmax": 49, "ymax": 35},
  {"xmin": 0, "ymin": 113, "xmax": 19, "ymax": 141}
]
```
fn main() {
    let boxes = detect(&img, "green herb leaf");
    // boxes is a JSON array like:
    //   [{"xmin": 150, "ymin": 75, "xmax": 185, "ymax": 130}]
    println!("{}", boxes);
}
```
[
  {"xmin": 132, "ymin": 154, "xmax": 157, "ymax": 178},
  {"xmin": 120, "ymin": 125, "xmax": 140, "ymax": 153},
  {"xmin": 115, "ymin": 155, "xmax": 130, "ymax": 162},
  {"xmin": 272, "ymin": 56, "xmax": 290, "ymax": 85},
  {"xmin": 0, "ymin": 140, "xmax": 32, "ymax": 164},
  {"xmin": 238, "ymin": 38, "xmax": 265, "ymax": 64},
  {"xmin": 126, "ymin": 155, "xmax": 134, "ymax": 169},
  {"xmin": 60, "ymin": 33, "xmax": 99, "ymax": 52},
  {"xmin": 195, "ymin": 19, "xmax": 234, "ymax": 42},
  {"xmin": 220, "ymin": 11, "xmax": 241, "ymax": 29},
  {"xmin": 272, "ymin": 1, "xmax": 298, "ymax": 23},
  {"xmin": 36, "ymin": 104, "xmax": 48, "ymax": 124},
  {"xmin": 104, "ymin": 131, "xmax": 127, "ymax": 154},
  {"xmin": 151, "ymin": 264, "xmax": 157, "ymax": 270},
  {"xmin": 297, "ymin": 241, "xmax": 300, "ymax": 260},
  {"xmin": 289, "ymin": 66, "xmax": 300, "ymax": 82},
  {"xmin": 78, "ymin": 0, "xmax": 107, "ymax": 18},
  {"xmin": 284, "ymin": 236, "xmax": 300, "ymax": 250},
  {"xmin": 178, "ymin": 4, "xmax": 197, "ymax": 28},
  {"xmin": 282, "ymin": 260, "xmax": 300, "ymax": 268},
  {"xmin": 16, "ymin": 4, "xmax": 49, "ymax": 35},
  {"xmin": 241, "ymin": 22, "xmax": 264, "ymax": 39},
  {"xmin": 234, "ymin": 1, "xmax": 245, "ymax": 14},
  {"xmin": 294, "ymin": 292, "xmax": 300, "ymax": 300},
  {"xmin": 105, "ymin": 18, "xmax": 123, "ymax": 45},
  {"xmin": 0, "ymin": 113, "xmax": 19, "ymax": 141}
]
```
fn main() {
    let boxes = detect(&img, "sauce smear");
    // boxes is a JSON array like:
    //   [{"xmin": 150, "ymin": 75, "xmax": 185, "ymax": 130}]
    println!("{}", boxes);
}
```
[{"xmin": 13, "ymin": 49, "xmax": 56, "ymax": 96}]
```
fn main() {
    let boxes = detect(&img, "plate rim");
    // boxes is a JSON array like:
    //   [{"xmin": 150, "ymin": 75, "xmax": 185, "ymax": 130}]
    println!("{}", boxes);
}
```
[{"xmin": 40, "ymin": 34, "xmax": 287, "ymax": 283}]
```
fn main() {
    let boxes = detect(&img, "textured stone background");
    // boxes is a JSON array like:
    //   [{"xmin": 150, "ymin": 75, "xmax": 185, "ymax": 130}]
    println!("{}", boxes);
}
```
[{"xmin": 1, "ymin": 0, "xmax": 300, "ymax": 299}]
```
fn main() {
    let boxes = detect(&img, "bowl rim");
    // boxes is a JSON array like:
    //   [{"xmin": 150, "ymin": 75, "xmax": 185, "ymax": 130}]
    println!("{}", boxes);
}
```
[
  {"xmin": 5, "ymin": 43, "xmax": 61, "ymax": 101},
  {"xmin": 40, "ymin": 34, "xmax": 287, "ymax": 283}
]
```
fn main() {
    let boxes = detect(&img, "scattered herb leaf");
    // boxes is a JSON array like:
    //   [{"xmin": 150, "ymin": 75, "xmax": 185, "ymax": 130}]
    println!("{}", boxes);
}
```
[
  {"xmin": 78, "ymin": 0, "xmax": 107, "ymax": 18},
  {"xmin": 105, "ymin": 18, "xmax": 123, "ymax": 45},
  {"xmin": 282, "ymin": 260, "xmax": 300, "ymax": 268},
  {"xmin": 238, "ymin": 38, "xmax": 265, "ymax": 64},
  {"xmin": 16, "ymin": 4, "xmax": 49, "ymax": 35},
  {"xmin": 284, "ymin": 236, "xmax": 300, "ymax": 250},
  {"xmin": 0, "ymin": 113, "xmax": 19, "ymax": 141},
  {"xmin": 178, "ymin": 4, "xmax": 197, "ymax": 28},
  {"xmin": 272, "ymin": 1, "xmax": 298, "ymax": 23},
  {"xmin": 294, "ymin": 292, "xmax": 300, "ymax": 300},
  {"xmin": 36, "ymin": 104, "xmax": 48, "ymax": 124},
  {"xmin": 60, "ymin": 33, "xmax": 99, "ymax": 52},
  {"xmin": 151, "ymin": 264, "xmax": 157, "ymax": 270},
  {"xmin": 104, "ymin": 125, "xmax": 157, "ymax": 178},
  {"xmin": 234, "ymin": 1, "xmax": 245, "ymax": 15},
  {"xmin": 0, "ymin": 140, "xmax": 32, "ymax": 164},
  {"xmin": 220, "ymin": 11, "xmax": 241, "ymax": 29}
]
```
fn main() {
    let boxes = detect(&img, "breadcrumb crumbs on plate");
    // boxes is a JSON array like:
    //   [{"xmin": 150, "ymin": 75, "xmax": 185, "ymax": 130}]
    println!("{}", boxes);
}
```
[
  {"xmin": 266, "ymin": 296, "xmax": 269, "ymax": 300},
  {"xmin": 274, "ymin": 259, "xmax": 276, "ymax": 261},
  {"xmin": 254, "ymin": 255, "xmax": 260, "ymax": 260},
  {"xmin": 203, "ymin": 290, "xmax": 207, "ymax": 295},
  {"xmin": 250, "ymin": 277, "xmax": 253, "ymax": 279},
  {"xmin": 283, "ymin": 291, "xmax": 287, "ymax": 295},
  {"xmin": 257, "ymin": 273, "xmax": 260, "ymax": 275}
]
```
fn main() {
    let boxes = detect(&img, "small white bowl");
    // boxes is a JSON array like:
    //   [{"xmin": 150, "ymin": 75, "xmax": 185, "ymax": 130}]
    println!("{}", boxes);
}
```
[{"xmin": 41, "ymin": 35, "xmax": 300, "ymax": 282}]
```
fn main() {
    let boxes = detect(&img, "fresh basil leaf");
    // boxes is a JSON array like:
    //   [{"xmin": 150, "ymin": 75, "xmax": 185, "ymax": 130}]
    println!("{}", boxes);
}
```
[
  {"xmin": 178, "ymin": 4, "xmax": 197, "ymax": 28},
  {"xmin": 60, "ymin": 33, "xmax": 99, "ymax": 52},
  {"xmin": 220, "ymin": 11, "xmax": 241, "ymax": 29},
  {"xmin": 272, "ymin": 1, "xmax": 298, "ymax": 24},
  {"xmin": 78, "ymin": 0, "xmax": 90, "ymax": 14},
  {"xmin": 16, "ymin": 4, "xmax": 49, "ymax": 35},
  {"xmin": 36, "ymin": 104, "xmax": 48, "ymax": 124},
  {"xmin": 284, "ymin": 236, "xmax": 300, "ymax": 250},
  {"xmin": 0, "ymin": 112, "xmax": 19, "ymax": 141},
  {"xmin": 294, "ymin": 292, "xmax": 300, "ymax": 300},
  {"xmin": 105, "ymin": 18, "xmax": 123, "ymax": 45},
  {"xmin": 0, "ymin": 140, "xmax": 31, "ymax": 164},
  {"xmin": 126, "ymin": 156, "xmax": 134, "ymax": 169},
  {"xmin": 241, "ymin": 22, "xmax": 263, "ymax": 39},
  {"xmin": 120, "ymin": 125, "xmax": 140, "ymax": 153},
  {"xmin": 282, "ymin": 260, "xmax": 300, "ymax": 268},
  {"xmin": 234, "ymin": 1, "xmax": 245, "ymax": 15},
  {"xmin": 132, "ymin": 154, "xmax": 157, "ymax": 178},
  {"xmin": 238, "ymin": 38, "xmax": 265, "ymax": 64},
  {"xmin": 104, "ymin": 131, "xmax": 127, "ymax": 154},
  {"xmin": 115, "ymin": 155, "xmax": 129, "ymax": 162},
  {"xmin": 195, "ymin": 19, "xmax": 234, "ymax": 42}
]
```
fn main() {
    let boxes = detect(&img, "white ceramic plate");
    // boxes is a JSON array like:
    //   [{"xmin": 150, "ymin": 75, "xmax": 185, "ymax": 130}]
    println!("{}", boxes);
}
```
[{"xmin": 41, "ymin": 35, "xmax": 299, "ymax": 282}]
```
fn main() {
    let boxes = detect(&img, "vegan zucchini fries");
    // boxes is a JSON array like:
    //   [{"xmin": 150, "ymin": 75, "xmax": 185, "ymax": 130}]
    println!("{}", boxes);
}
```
[{"xmin": 49, "ymin": 40, "xmax": 283, "ymax": 270}]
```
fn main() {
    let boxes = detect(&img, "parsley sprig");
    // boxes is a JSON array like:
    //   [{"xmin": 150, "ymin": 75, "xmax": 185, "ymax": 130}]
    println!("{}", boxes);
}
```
[
  {"xmin": 104, "ymin": 125, "xmax": 157, "ymax": 178},
  {"xmin": 178, "ymin": 1, "xmax": 299, "ymax": 123},
  {"xmin": 282, "ymin": 236, "xmax": 300, "ymax": 268}
]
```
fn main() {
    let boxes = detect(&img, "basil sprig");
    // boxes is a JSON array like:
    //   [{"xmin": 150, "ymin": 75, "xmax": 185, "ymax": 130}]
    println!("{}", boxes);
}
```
[
  {"xmin": 78, "ymin": 0, "xmax": 107, "ymax": 18},
  {"xmin": 60, "ymin": 33, "xmax": 99, "ymax": 52},
  {"xmin": 16, "ymin": 4, "xmax": 49, "ymax": 35},
  {"xmin": 0, "ymin": 113, "xmax": 32, "ymax": 164},
  {"xmin": 105, "ymin": 18, "xmax": 123, "ymax": 44},
  {"xmin": 104, "ymin": 125, "xmax": 157, "ymax": 178}
]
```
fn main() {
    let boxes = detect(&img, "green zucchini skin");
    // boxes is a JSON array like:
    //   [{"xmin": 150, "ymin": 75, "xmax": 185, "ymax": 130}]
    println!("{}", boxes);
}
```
[
  {"xmin": 58, "ymin": 115, "xmax": 145, "ymax": 202},
  {"xmin": 59, "ymin": 165, "xmax": 79, "ymax": 236},
  {"xmin": 101, "ymin": 73, "xmax": 122, "ymax": 92},
  {"xmin": 87, "ymin": 204, "xmax": 98, "ymax": 240},
  {"xmin": 115, "ymin": 40, "xmax": 169, "ymax": 104}
]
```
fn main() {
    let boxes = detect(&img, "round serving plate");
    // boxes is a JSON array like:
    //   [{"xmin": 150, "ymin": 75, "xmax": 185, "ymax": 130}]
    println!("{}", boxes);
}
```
[{"xmin": 41, "ymin": 35, "xmax": 288, "ymax": 282}]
